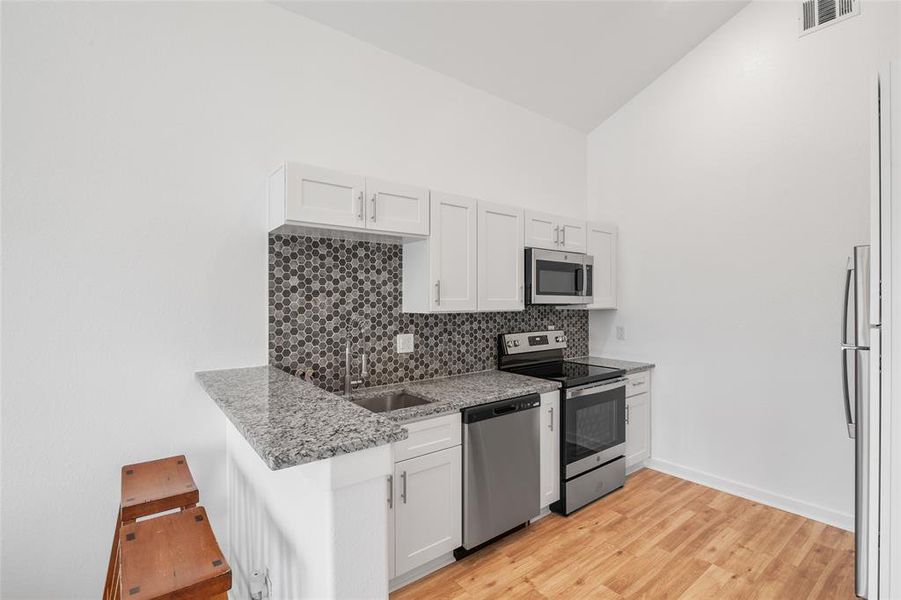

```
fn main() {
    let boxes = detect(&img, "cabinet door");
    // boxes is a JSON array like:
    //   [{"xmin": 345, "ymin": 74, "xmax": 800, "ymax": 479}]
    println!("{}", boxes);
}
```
[
  {"xmin": 539, "ymin": 393, "xmax": 560, "ymax": 508},
  {"xmin": 366, "ymin": 178, "xmax": 430, "ymax": 236},
  {"xmin": 587, "ymin": 222, "xmax": 618, "ymax": 309},
  {"xmin": 387, "ymin": 474, "xmax": 395, "ymax": 579},
  {"xmin": 478, "ymin": 201, "xmax": 524, "ymax": 311},
  {"xmin": 625, "ymin": 392, "xmax": 649, "ymax": 468},
  {"xmin": 430, "ymin": 193, "xmax": 478, "ymax": 312},
  {"xmin": 524, "ymin": 211, "xmax": 559, "ymax": 250},
  {"xmin": 285, "ymin": 163, "xmax": 366, "ymax": 228},
  {"xmin": 394, "ymin": 446, "xmax": 462, "ymax": 576},
  {"xmin": 559, "ymin": 218, "xmax": 587, "ymax": 253}
]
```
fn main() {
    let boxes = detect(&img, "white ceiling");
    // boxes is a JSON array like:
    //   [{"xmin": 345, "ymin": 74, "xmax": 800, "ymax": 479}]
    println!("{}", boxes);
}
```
[{"xmin": 277, "ymin": 1, "xmax": 748, "ymax": 132}]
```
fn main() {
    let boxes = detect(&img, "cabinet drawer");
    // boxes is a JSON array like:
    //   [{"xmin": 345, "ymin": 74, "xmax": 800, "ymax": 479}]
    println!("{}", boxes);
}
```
[
  {"xmin": 626, "ymin": 371, "xmax": 650, "ymax": 397},
  {"xmin": 394, "ymin": 413, "xmax": 461, "ymax": 462},
  {"xmin": 627, "ymin": 391, "xmax": 648, "ymax": 408}
]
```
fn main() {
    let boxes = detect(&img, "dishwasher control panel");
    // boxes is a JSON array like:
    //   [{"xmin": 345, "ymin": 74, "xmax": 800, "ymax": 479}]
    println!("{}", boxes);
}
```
[{"xmin": 461, "ymin": 393, "xmax": 541, "ymax": 424}]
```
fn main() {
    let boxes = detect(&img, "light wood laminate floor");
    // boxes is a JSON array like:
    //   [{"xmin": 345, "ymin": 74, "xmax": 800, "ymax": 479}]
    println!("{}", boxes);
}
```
[{"xmin": 391, "ymin": 468, "xmax": 855, "ymax": 599}]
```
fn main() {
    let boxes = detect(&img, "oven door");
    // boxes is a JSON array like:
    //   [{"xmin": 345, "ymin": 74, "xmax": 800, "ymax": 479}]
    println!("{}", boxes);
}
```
[
  {"xmin": 526, "ymin": 248, "xmax": 592, "ymax": 304},
  {"xmin": 563, "ymin": 379, "xmax": 626, "ymax": 479}
]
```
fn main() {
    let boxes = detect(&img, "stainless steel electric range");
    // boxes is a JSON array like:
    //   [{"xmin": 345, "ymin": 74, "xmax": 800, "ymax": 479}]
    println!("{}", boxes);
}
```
[{"xmin": 498, "ymin": 330, "xmax": 627, "ymax": 515}]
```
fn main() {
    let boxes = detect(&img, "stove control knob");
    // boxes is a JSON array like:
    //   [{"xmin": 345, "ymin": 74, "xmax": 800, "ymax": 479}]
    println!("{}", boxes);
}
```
[
  {"xmin": 513, "ymin": 340, "xmax": 521, "ymax": 347},
  {"xmin": 555, "ymin": 335, "xmax": 566, "ymax": 343},
  {"xmin": 505, "ymin": 340, "xmax": 514, "ymax": 348}
]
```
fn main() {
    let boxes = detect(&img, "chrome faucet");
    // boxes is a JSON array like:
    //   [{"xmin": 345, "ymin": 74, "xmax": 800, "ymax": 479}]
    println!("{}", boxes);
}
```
[{"xmin": 344, "ymin": 340, "xmax": 369, "ymax": 395}]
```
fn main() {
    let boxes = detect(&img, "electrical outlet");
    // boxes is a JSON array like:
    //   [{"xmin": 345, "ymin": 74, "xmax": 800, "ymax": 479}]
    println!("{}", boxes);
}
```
[
  {"xmin": 616, "ymin": 326, "xmax": 626, "ymax": 341},
  {"xmin": 396, "ymin": 333, "xmax": 414, "ymax": 354}
]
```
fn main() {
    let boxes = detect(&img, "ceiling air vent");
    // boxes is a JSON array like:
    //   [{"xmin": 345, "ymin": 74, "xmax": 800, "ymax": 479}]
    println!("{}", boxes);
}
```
[{"xmin": 800, "ymin": 0, "xmax": 859, "ymax": 36}]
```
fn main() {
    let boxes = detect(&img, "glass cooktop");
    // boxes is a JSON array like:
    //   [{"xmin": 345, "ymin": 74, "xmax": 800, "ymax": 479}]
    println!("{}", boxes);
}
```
[{"xmin": 509, "ymin": 360, "xmax": 625, "ymax": 388}]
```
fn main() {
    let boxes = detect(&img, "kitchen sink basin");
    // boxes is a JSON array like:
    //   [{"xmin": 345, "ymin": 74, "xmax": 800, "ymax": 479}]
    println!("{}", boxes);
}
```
[{"xmin": 352, "ymin": 391, "xmax": 431, "ymax": 413}]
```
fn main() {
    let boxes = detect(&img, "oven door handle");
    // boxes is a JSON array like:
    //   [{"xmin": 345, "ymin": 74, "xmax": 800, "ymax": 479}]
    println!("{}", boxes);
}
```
[{"xmin": 565, "ymin": 378, "xmax": 627, "ymax": 399}]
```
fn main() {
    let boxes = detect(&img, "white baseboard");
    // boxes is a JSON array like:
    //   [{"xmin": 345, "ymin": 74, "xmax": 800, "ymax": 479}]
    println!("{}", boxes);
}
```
[
  {"xmin": 645, "ymin": 458, "xmax": 854, "ymax": 532},
  {"xmin": 626, "ymin": 461, "xmax": 646, "ymax": 475},
  {"xmin": 389, "ymin": 552, "xmax": 456, "ymax": 593},
  {"xmin": 530, "ymin": 505, "xmax": 552, "ymax": 523}
]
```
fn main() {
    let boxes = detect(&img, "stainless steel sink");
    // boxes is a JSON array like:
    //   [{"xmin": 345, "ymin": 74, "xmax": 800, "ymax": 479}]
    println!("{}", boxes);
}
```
[{"xmin": 352, "ymin": 391, "xmax": 431, "ymax": 413}]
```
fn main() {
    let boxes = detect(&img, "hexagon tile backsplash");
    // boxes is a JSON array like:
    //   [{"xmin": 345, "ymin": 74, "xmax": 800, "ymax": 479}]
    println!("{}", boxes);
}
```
[{"xmin": 269, "ymin": 234, "xmax": 589, "ymax": 393}]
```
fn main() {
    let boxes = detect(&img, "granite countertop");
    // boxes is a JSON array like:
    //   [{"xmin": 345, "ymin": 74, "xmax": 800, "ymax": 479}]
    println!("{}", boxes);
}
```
[
  {"xmin": 570, "ymin": 356, "xmax": 655, "ymax": 374},
  {"xmin": 196, "ymin": 366, "xmax": 408, "ymax": 470},
  {"xmin": 349, "ymin": 370, "xmax": 561, "ymax": 424},
  {"xmin": 196, "ymin": 366, "xmax": 559, "ymax": 470}
]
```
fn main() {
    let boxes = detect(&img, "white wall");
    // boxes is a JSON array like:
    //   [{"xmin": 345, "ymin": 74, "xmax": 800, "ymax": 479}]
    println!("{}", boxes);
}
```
[
  {"xmin": 0, "ymin": 3, "xmax": 586, "ymax": 598},
  {"xmin": 588, "ymin": 1, "xmax": 900, "ymax": 528}
]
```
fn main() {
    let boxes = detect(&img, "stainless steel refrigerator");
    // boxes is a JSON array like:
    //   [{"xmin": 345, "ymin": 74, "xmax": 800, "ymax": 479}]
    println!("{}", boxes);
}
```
[
  {"xmin": 846, "ymin": 61, "xmax": 899, "ymax": 600},
  {"xmin": 842, "ymin": 245, "xmax": 875, "ymax": 599}
]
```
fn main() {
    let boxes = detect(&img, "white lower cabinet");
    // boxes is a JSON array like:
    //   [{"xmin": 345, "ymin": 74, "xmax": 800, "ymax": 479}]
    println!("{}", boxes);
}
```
[
  {"xmin": 625, "ymin": 371, "xmax": 651, "ymax": 470},
  {"xmin": 393, "ymin": 447, "xmax": 462, "ymax": 575},
  {"xmin": 539, "ymin": 391, "xmax": 560, "ymax": 508},
  {"xmin": 389, "ymin": 414, "xmax": 462, "ymax": 583}
]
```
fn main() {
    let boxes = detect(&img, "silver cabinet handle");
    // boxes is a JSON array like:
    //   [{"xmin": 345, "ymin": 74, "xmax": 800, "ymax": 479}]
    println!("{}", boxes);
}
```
[
  {"xmin": 554, "ymin": 226, "xmax": 560, "ymax": 245},
  {"xmin": 401, "ymin": 471, "xmax": 407, "ymax": 504},
  {"xmin": 370, "ymin": 193, "xmax": 377, "ymax": 222},
  {"xmin": 561, "ymin": 226, "xmax": 566, "ymax": 247},
  {"xmin": 357, "ymin": 191, "xmax": 364, "ymax": 221},
  {"xmin": 548, "ymin": 406, "xmax": 554, "ymax": 431},
  {"xmin": 519, "ymin": 285, "xmax": 523, "ymax": 303},
  {"xmin": 625, "ymin": 405, "xmax": 631, "ymax": 424},
  {"xmin": 435, "ymin": 281, "xmax": 440, "ymax": 305},
  {"xmin": 387, "ymin": 474, "xmax": 393, "ymax": 509}
]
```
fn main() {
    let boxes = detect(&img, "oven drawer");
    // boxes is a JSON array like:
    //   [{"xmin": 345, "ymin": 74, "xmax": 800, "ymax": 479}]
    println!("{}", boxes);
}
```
[
  {"xmin": 626, "ymin": 372, "xmax": 650, "ymax": 398},
  {"xmin": 564, "ymin": 456, "xmax": 625, "ymax": 514}
]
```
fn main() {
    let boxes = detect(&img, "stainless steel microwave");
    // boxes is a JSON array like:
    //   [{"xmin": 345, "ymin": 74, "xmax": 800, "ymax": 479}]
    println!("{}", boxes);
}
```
[{"xmin": 525, "ymin": 248, "xmax": 593, "ymax": 305}]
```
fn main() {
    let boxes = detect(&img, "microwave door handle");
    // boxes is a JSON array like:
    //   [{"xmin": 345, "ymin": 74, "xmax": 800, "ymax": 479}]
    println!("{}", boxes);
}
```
[{"xmin": 576, "ymin": 265, "xmax": 584, "ymax": 294}]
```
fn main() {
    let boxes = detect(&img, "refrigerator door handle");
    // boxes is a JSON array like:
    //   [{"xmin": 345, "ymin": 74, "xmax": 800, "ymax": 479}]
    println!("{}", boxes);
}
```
[
  {"xmin": 842, "ymin": 258, "xmax": 854, "ymax": 346},
  {"xmin": 842, "ymin": 347, "xmax": 856, "ymax": 439}
]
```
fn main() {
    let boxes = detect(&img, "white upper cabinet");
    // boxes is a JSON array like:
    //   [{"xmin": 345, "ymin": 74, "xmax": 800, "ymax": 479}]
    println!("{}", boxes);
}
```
[
  {"xmin": 558, "ymin": 218, "xmax": 587, "ymax": 253},
  {"xmin": 431, "ymin": 193, "xmax": 478, "ymax": 311},
  {"xmin": 366, "ymin": 178, "xmax": 430, "ymax": 236},
  {"xmin": 269, "ymin": 163, "xmax": 429, "ymax": 237},
  {"xmin": 279, "ymin": 163, "xmax": 366, "ymax": 229},
  {"xmin": 585, "ymin": 221, "xmax": 618, "ymax": 309},
  {"xmin": 524, "ymin": 211, "xmax": 559, "ymax": 250},
  {"xmin": 524, "ymin": 210, "xmax": 587, "ymax": 252},
  {"xmin": 403, "ymin": 193, "xmax": 478, "ymax": 313},
  {"xmin": 478, "ymin": 201, "xmax": 524, "ymax": 311}
]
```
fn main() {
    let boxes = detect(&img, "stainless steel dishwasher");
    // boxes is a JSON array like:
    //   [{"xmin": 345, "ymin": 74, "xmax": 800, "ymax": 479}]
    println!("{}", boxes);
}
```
[{"xmin": 459, "ymin": 393, "xmax": 541, "ymax": 553}]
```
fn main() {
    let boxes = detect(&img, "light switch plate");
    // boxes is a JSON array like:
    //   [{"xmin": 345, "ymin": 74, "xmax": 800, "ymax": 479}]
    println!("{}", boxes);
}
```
[
  {"xmin": 396, "ymin": 333, "xmax": 414, "ymax": 354},
  {"xmin": 616, "ymin": 326, "xmax": 626, "ymax": 341}
]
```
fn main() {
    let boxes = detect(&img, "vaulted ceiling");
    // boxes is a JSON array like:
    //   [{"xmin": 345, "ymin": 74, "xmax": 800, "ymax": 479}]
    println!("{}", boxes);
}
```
[{"xmin": 278, "ymin": 1, "xmax": 749, "ymax": 132}]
